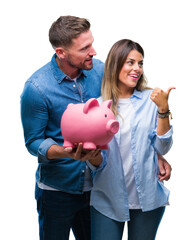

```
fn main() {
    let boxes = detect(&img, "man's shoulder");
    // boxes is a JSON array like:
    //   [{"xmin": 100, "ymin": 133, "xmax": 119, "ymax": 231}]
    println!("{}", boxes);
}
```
[
  {"xmin": 27, "ymin": 61, "xmax": 52, "ymax": 84},
  {"xmin": 92, "ymin": 58, "xmax": 104, "ymax": 66},
  {"xmin": 83, "ymin": 58, "xmax": 104, "ymax": 78},
  {"xmin": 92, "ymin": 58, "xmax": 104, "ymax": 72}
]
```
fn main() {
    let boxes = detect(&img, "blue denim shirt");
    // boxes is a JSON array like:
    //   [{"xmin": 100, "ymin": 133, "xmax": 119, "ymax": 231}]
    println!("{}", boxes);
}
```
[
  {"xmin": 90, "ymin": 89, "xmax": 173, "ymax": 221},
  {"xmin": 20, "ymin": 54, "xmax": 104, "ymax": 193}
]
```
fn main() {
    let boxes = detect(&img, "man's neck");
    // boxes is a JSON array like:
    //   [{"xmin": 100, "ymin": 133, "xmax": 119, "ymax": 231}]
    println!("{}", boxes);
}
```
[{"xmin": 56, "ymin": 57, "xmax": 79, "ymax": 79}]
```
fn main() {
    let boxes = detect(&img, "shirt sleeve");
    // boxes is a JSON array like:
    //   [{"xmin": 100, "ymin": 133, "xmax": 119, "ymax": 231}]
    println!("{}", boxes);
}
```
[
  {"xmin": 20, "ymin": 81, "xmax": 57, "ymax": 162},
  {"xmin": 86, "ymin": 150, "xmax": 107, "ymax": 172},
  {"xmin": 152, "ymin": 126, "xmax": 173, "ymax": 155}
]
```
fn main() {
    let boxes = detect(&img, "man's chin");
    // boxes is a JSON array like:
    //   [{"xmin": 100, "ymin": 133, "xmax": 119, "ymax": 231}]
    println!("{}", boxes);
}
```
[{"xmin": 84, "ymin": 63, "xmax": 93, "ymax": 70}]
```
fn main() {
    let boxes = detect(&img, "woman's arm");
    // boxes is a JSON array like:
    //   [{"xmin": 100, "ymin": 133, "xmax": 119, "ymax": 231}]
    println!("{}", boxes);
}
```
[{"xmin": 150, "ymin": 87, "xmax": 175, "ymax": 136}]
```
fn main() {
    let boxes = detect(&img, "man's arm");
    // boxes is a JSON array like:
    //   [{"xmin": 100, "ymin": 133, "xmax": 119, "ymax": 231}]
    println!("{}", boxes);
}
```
[
  {"xmin": 21, "ymin": 82, "xmax": 103, "ymax": 166},
  {"xmin": 21, "ymin": 81, "xmax": 51, "ymax": 158},
  {"xmin": 157, "ymin": 153, "xmax": 172, "ymax": 181},
  {"xmin": 47, "ymin": 143, "xmax": 103, "ymax": 167}
]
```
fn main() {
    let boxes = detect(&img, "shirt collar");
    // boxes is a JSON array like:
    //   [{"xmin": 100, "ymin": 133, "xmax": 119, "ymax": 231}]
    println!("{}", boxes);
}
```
[
  {"xmin": 50, "ymin": 54, "xmax": 86, "ymax": 84},
  {"xmin": 131, "ymin": 89, "xmax": 143, "ymax": 99}
]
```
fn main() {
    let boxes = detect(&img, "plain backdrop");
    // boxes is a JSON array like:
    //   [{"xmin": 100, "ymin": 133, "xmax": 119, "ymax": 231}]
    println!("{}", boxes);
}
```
[{"xmin": 1, "ymin": 0, "xmax": 195, "ymax": 239}]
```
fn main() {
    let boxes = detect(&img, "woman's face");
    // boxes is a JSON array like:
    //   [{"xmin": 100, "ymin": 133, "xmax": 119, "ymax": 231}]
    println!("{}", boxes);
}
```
[{"xmin": 118, "ymin": 49, "xmax": 143, "ymax": 97}]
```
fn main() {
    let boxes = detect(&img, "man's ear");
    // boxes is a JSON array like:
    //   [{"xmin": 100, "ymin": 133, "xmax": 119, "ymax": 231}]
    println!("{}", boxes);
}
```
[{"xmin": 55, "ymin": 47, "xmax": 66, "ymax": 59}]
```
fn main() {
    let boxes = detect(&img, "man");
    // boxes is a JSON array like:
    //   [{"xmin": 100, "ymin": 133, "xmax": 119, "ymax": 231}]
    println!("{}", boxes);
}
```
[{"xmin": 21, "ymin": 16, "xmax": 171, "ymax": 240}]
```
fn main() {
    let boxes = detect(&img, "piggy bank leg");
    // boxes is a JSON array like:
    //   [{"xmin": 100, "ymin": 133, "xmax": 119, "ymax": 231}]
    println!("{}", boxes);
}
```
[
  {"xmin": 63, "ymin": 140, "xmax": 75, "ymax": 148},
  {"xmin": 83, "ymin": 142, "xmax": 97, "ymax": 150}
]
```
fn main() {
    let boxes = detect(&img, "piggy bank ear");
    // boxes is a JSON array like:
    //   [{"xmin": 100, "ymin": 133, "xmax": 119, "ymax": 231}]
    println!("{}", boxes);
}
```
[
  {"xmin": 101, "ymin": 99, "xmax": 112, "ymax": 109},
  {"xmin": 83, "ymin": 98, "xmax": 99, "ymax": 114}
]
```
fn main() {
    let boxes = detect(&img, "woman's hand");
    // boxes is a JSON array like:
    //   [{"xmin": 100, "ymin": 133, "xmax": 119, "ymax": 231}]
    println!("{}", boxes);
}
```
[
  {"xmin": 150, "ymin": 87, "xmax": 175, "ymax": 112},
  {"xmin": 150, "ymin": 86, "xmax": 175, "ymax": 136}
]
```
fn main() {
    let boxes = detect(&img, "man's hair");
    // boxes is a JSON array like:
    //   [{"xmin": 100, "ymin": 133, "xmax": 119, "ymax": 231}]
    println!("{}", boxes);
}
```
[{"xmin": 49, "ymin": 15, "xmax": 91, "ymax": 49}]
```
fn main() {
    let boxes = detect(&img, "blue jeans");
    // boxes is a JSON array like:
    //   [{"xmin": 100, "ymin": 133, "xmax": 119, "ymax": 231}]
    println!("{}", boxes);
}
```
[
  {"xmin": 91, "ymin": 206, "xmax": 165, "ymax": 240},
  {"xmin": 35, "ymin": 184, "xmax": 91, "ymax": 240}
]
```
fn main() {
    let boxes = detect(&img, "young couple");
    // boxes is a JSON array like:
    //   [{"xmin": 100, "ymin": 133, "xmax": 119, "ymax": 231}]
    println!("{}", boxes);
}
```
[{"xmin": 21, "ymin": 15, "xmax": 174, "ymax": 240}]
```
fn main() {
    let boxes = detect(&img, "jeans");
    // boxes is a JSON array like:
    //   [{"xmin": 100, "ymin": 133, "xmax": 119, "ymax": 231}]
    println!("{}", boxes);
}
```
[
  {"xmin": 35, "ymin": 184, "xmax": 91, "ymax": 240},
  {"xmin": 91, "ymin": 206, "xmax": 165, "ymax": 240}
]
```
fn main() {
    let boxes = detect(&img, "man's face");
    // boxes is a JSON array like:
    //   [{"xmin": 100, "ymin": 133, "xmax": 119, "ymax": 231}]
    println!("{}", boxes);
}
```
[{"xmin": 65, "ymin": 30, "xmax": 97, "ymax": 71}]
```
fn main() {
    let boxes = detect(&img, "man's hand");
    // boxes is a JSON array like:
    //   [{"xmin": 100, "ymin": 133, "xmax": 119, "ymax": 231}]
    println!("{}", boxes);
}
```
[
  {"xmin": 64, "ymin": 143, "xmax": 102, "ymax": 166},
  {"xmin": 157, "ymin": 154, "xmax": 172, "ymax": 181}
]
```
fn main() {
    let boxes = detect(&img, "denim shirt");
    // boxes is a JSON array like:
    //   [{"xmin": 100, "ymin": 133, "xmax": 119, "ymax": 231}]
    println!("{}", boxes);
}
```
[
  {"xmin": 20, "ymin": 54, "xmax": 104, "ymax": 193},
  {"xmin": 90, "ymin": 89, "xmax": 173, "ymax": 221}
]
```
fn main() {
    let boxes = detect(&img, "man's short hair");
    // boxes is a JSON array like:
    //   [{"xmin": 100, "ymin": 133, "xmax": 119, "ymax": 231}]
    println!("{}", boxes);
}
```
[{"xmin": 49, "ymin": 15, "xmax": 90, "ymax": 49}]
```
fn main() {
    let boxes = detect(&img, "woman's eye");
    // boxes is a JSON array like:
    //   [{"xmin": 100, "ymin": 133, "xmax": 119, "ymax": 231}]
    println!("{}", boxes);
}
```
[{"xmin": 105, "ymin": 114, "xmax": 107, "ymax": 118}]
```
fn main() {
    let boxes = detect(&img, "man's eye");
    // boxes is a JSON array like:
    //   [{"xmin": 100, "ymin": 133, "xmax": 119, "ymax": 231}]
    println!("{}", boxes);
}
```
[{"xmin": 81, "ymin": 46, "xmax": 89, "ymax": 51}]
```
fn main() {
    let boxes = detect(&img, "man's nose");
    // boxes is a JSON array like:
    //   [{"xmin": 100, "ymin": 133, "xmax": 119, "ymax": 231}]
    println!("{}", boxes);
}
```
[{"xmin": 89, "ymin": 46, "xmax": 97, "ymax": 56}]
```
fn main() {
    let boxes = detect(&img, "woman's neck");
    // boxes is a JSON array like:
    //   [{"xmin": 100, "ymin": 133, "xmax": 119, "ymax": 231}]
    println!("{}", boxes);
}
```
[{"xmin": 119, "ymin": 88, "xmax": 135, "ymax": 98}]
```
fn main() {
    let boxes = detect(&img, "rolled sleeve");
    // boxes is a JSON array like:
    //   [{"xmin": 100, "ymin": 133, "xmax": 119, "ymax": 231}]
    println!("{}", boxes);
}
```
[
  {"xmin": 154, "ymin": 126, "xmax": 173, "ymax": 155},
  {"xmin": 38, "ymin": 138, "xmax": 58, "ymax": 163}
]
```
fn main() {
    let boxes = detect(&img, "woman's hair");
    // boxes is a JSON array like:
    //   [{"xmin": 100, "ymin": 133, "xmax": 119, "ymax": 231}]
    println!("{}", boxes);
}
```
[
  {"xmin": 101, "ymin": 39, "xmax": 149, "ymax": 116},
  {"xmin": 49, "ymin": 16, "xmax": 90, "ymax": 49}
]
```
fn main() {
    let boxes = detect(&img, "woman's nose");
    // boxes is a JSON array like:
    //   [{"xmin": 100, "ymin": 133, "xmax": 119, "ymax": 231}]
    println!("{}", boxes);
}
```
[{"xmin": 133, "ymin": 63, "xmax": 140, "ymax": 71}]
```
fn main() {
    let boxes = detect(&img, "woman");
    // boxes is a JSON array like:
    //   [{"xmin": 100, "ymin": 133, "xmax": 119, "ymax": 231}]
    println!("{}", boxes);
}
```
[{"xmin": 90, "ymin": 39, "xmax": 174, "ymax": 240}]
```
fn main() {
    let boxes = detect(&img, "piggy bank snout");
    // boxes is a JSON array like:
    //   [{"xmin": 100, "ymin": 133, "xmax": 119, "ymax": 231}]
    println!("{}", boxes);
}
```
[{"xmin": 106, "ymin": 119, "xmax": 119, "ymax": 134}]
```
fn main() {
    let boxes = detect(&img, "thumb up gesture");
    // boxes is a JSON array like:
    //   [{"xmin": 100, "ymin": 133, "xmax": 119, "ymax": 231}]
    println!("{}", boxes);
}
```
[{"xmin": 150, "ymin": 87, "xmax": 176, "ymax": 112}]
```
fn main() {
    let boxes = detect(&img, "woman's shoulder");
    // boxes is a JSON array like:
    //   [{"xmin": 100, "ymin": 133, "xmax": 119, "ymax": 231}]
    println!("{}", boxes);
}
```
[
  {"xmin": 143, "ymin": 88, "xmax": 153, "ymax": 94},
  {"xmin": 134, "ymin": 88, "xmax": 153, "ymax": 99},
  {"xmin": 143, "ymin": 88, "xmax": 153, "ymax": 97}
]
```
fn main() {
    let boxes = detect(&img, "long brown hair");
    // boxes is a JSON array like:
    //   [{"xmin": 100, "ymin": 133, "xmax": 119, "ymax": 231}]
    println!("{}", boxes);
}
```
[{"xmin": 101, "ymin": 39, "xmax": 148, "ymax": 116}]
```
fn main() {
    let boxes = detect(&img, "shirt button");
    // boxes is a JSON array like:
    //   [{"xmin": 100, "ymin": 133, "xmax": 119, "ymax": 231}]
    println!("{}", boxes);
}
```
[
  {"xmin": 82, "ymin": 170, "xmax": 85, "ymax": 173},
  {"xmin": 73, "ymin": 84, "xmax": 76, "ymax": 88}
]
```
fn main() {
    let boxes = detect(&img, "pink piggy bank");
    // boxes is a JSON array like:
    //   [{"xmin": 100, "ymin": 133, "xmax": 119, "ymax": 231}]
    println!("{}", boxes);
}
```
[{"xmin": 61, "ymin": 98, "xmax": 119, "ymax": 150}]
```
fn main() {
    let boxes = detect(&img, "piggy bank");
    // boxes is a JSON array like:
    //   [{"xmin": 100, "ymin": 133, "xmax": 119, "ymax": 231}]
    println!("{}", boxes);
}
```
[{"xmin": 61, "ymin": 98, "xmax": 119, "ymax": 150}]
